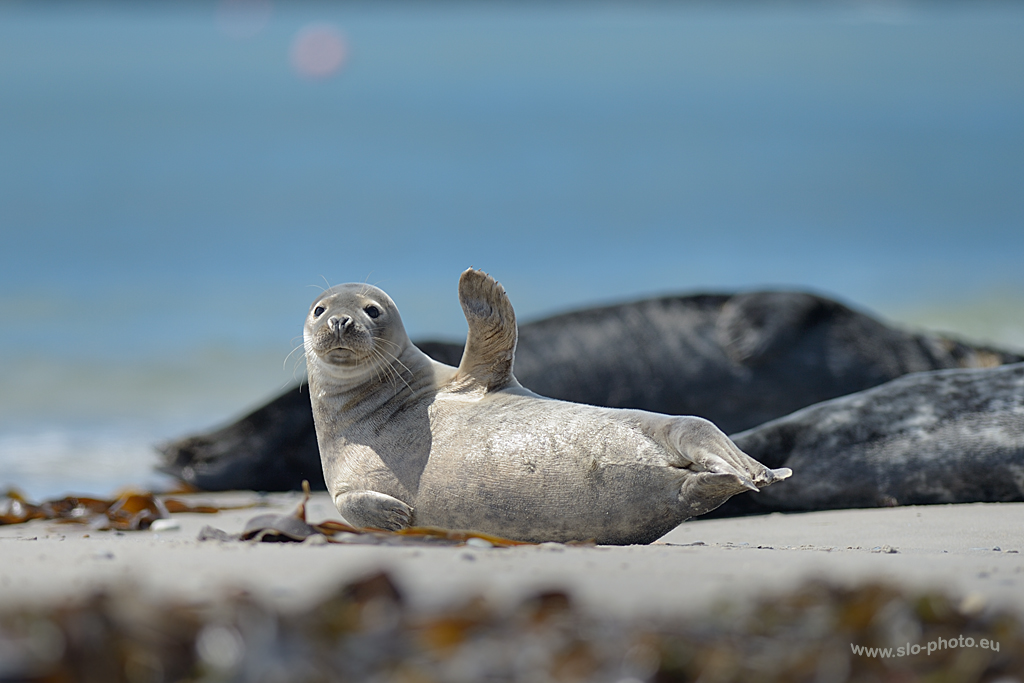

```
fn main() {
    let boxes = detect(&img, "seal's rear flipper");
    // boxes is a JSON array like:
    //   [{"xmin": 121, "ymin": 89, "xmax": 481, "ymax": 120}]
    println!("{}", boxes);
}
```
[
  {"xmin": 679, "ymin": 471, "xmax": 761, "ymax": 518},
  {"xmin": 453, "ymin": 268, "xmax": 519, "ymax": 393},
  {"xmin": 759, "ymin": 467, "xmax": 793, "ymax": 487},
  {"xmin": 677, "ymin": 464, "xmax": 793, "ymax": 521}
]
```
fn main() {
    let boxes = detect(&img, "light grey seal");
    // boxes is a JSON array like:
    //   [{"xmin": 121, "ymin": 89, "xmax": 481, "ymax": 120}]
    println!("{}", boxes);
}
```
[{"xmin": 303, "ymin": 269, "xmax": 790, "ymax": 545}]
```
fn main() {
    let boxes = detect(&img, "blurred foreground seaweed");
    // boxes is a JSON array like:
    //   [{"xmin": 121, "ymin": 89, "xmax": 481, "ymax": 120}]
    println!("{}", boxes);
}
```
[{"xmin": 1, "ymin": 571, "xmax": 1021, "ymax": 683}]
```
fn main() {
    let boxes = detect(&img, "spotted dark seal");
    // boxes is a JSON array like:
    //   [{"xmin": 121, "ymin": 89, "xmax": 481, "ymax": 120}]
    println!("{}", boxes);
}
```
[{"xmin": 711, "ymin": 362, "xmax": 1024, "ymax": 516}]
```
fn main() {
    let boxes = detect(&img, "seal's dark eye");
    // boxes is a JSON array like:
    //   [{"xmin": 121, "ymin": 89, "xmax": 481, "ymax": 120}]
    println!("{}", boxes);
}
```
[
  {"xmin": 313, "ymin": 306, "xmax": 326, "ymax": 317},
  {"xmin": 365, "ymin": 305, "xmax": 380, "ymax": 319}
]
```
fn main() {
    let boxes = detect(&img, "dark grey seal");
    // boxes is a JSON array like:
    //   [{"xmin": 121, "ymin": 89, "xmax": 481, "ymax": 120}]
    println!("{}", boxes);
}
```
[
  {"xmin": 711, "ymin": 362, "xmax": 1024, "ymax": 516},
  {"xmin": 160, "ymin": 291, "xmax": 1022, "ymax": 492}
]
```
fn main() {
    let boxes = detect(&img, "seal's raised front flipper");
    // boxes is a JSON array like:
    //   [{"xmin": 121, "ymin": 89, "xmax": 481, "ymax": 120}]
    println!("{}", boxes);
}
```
[{"xmin": 453, "ymin": 268, "xmax": 518, "ymax": 392}]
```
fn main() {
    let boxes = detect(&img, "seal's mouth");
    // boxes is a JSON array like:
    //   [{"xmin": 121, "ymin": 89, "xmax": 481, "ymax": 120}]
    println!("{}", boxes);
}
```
[
  {"xmin": 322, "ymin": 346, "xmax": 364, "ymax": 364},
  {"xmin": 309, "ymin": 326, "xmax": 375, "ymax": 366}
]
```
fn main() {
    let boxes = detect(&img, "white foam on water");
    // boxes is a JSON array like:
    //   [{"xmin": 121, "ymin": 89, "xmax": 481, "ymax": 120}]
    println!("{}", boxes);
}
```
[
  {"xmin": 0, "ymin": 424, "xmax": 176, "ymax": 500},
  {"xmin": 0, "ymin": 349, "xmax": 299, "ymax": 500}
]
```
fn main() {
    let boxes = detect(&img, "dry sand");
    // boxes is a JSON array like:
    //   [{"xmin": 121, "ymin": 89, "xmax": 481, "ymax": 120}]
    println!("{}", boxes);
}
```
[{"xmin": 1, "ymin": 493, "xmax": 1021, "ymax": 619}]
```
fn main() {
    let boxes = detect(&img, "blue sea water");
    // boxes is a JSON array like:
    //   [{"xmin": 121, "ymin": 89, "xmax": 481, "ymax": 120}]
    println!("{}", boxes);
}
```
[{"xmin": 2, "ymin": 1, "xmax": 1023, "ymax": 498}]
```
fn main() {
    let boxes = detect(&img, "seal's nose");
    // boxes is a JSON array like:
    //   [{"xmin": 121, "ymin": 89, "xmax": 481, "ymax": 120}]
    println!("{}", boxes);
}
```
[{"xmin": 328, "ymin": 315, "xmax": 352, "ymax": 332}]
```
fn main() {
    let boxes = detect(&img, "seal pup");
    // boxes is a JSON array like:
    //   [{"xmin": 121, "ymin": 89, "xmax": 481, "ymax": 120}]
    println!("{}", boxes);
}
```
[
  {"xmin": 304, "ymin": 269, "xmax": 791, "ymax": 544},
  {"xmin": 712, "ymin": 362, "xmax": 1024, "ymax": 516},
  {"xmin": 162, "ymin": 291, "xmax": 1021, "ymax": 493}
]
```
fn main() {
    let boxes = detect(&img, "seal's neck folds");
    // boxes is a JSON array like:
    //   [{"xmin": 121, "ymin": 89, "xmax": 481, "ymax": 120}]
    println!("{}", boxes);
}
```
[
  {"xmin": 307, "ymin": 340, "xmax": 426, "ymax": 393},
  {"xmin": 306, "ymin": 343, "xmax": 440, "ymax": 438}
]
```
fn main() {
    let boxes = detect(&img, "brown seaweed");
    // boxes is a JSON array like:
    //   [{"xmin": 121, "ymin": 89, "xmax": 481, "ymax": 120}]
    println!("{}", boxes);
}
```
[
  {"xmin": 0, "ymin": 488, "xmax": 255, "ymax": 531},
  {"xmin": 5, "ymin": 484, "xmax": 550, "ymax": 547}
]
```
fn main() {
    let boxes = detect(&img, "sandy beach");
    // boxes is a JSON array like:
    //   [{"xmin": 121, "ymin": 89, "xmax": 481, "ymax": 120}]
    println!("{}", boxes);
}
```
[
  {"xmin": 3, "ymin": 493, "xmax": 1024, "ymax": 682},
  {"xmin": 3, "ymin": 494, "xmax": 1021, "ymax": 618}
]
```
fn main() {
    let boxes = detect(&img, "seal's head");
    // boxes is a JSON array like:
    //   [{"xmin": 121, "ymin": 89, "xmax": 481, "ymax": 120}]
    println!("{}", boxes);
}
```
[{"xmin": 304, "ymin": 284, "xmax": 409, "ymax": 384}]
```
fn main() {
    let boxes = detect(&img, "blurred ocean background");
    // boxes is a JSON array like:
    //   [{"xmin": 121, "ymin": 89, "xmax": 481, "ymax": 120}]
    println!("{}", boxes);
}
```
[{"xmin": 2, "ymin": 1, "xmax": 1023, "ymax": 499}]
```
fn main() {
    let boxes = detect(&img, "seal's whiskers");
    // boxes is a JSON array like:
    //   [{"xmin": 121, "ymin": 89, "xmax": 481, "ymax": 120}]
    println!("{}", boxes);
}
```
[
  {"xmin": 369, "ymin": 345, "xmax": 414, "ymax": 395},
  {"xmin": 283, "ymin": 337, "xmax": 308, "ymax": 378}
]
